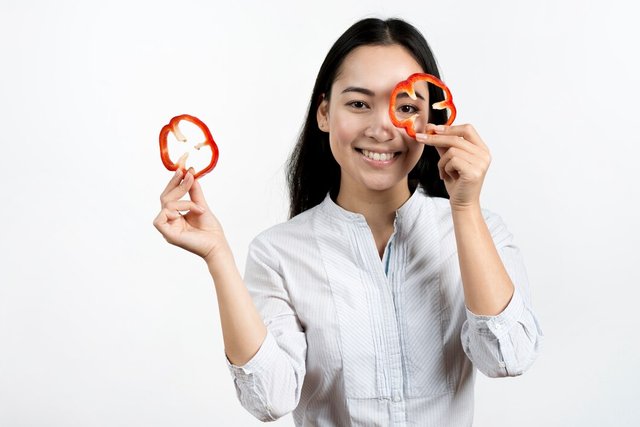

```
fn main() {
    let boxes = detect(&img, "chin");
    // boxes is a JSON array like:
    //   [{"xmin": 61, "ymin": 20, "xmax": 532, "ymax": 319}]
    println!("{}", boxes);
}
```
[{"xmin": 361, "ymin": 175, "xmax": 406, "ymax": 193}]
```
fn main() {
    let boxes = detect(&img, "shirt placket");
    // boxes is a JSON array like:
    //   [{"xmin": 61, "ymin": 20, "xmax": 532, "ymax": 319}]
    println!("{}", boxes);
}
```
[{"xmin": 353, "ymin": 220, "xmax": 407, "ymax": 426}]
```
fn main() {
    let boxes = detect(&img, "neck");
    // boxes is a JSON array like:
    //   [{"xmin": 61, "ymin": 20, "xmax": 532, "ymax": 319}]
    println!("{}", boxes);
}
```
[
  {"xmin": 336, "ymin": 181, "xmax": 412, "ymax": 234},
  {"xmin": 336, "ymin": 188, "xmax": 411, "ymax": 226}
]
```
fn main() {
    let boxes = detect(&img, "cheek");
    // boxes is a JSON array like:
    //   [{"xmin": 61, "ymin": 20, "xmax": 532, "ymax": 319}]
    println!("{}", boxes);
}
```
[
  {"xmin": 403, "ymin": 142, "xmax": 426, "ymax": 176},
  {"xmin": 329, "ymin": 113, "xmax": 361, "ymax": 154},
  {"xmin": 406, "ymin": 139, "xmax": 425, "ymax": 167}
]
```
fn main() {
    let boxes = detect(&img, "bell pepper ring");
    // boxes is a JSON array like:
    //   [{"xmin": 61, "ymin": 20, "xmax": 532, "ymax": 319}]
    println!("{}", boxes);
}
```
[
  {"xmin": 159, "ymin": 114, "xmax": 219, "ymax": 179},
  {"xmin": 389, "ymin": 73, "xmax": 457, "ymax": 138}
]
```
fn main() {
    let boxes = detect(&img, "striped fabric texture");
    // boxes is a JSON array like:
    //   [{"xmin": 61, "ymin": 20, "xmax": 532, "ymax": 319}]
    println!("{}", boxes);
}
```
[{"xmin": 226, "ymin": 189, "xmax": 543, "ymax": 426}]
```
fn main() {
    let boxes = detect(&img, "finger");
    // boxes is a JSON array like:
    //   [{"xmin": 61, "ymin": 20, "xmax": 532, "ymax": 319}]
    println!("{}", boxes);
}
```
[
  {"xmin": 426, "ymin": 123, "xmax": 489, "ymax": 151},
  {"xmin": 163, "ymin": 208, "xmax": 182, "ymax": 221},
  {"xmin": 436, "ymin": 137, "xmax": 491, "ymax": 166},
  {"xmin": 161, "ymin": 171, "xmax": 195, "ymax": 205},
  {"xmin": 160, "ymin": 169, "xmax": 184, "ymax": 202},
  {"xmin": 189, "ymin": 178, "xmax": 210, "ymax": 210},
  {"xmin": 438, "ymin": 146, "xmax": 480, "ymax": 168},
  {"xmin": 165, "ymin": 199, "xmax": 205, "ymax": 213},
  {"xmin": 153, "ymin": 209, "xmax": 180, "ymax": 233},
  {"xmin": 153, "ymin": 209, "xmax": 183, "ymax": 245},
  {"xmin": 416, "ymin": 133, "xmax": 484, "ymax": 157},
  {"xmin": 444, "ymin": 156, "xmax": 473, "ymax": 179},
  {"xmin": 153, "ymin": 211, "xmax": 167, "ymax": 231},
  {"xmin": 438, "ymin": 145, "xmax": 489, "ymax": 180}
]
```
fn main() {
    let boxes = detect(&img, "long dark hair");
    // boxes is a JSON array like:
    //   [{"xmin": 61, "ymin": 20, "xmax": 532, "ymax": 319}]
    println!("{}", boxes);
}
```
[{"xmin": 286, "ymin": 18, "xmax": 449, "ymax": 218}]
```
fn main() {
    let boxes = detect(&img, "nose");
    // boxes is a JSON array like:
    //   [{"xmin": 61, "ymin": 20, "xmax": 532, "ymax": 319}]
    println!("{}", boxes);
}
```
[{"xmin": 363, "ymin": 106, "xmax": 395, "ymax": 143}]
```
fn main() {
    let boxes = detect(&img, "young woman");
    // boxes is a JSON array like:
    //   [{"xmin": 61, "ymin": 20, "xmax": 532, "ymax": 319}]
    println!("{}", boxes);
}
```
[{"xmin": 154, "ymin": 18, "xmax": 542, "ymax": 427}]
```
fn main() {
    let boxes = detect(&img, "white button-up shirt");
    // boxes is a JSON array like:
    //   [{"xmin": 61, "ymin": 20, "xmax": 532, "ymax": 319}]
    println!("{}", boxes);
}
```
[{"xmin": 226, "ymin": 190, "xmax": 542, "ymax": 426}]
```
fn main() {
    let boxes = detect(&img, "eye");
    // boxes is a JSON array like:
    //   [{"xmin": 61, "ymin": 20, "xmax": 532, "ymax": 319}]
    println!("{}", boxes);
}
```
[
  {"xmin": 398, "ymin": 104, "xmax": 419, "ymax": 114},
  {"xmin": 347, "ymin": 100, "xmax": 369, "ymax": 110}
]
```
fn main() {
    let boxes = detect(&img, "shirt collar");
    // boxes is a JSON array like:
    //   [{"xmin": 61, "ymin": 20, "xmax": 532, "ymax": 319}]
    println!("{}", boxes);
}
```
[{"xmin": 320, "ymin": 186, "xmax": 425, "ymax": 226}]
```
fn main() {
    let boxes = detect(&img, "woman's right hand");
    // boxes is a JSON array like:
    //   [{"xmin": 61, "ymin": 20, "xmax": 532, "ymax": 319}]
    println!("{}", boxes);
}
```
[{"xmin": 153, "ymin": 168, "xmax": 226, "ymax": 262}]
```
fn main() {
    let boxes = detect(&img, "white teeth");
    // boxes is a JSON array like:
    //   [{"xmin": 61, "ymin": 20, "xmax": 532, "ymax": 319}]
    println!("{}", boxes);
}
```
[{"xmin": 362, "ymin": 149, "xmax": 395, "ymax": 161}]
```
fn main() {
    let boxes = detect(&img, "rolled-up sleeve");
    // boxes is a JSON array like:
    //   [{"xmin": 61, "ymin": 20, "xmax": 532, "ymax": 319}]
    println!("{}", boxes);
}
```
[
  {"xmin": 225, "ymin": 235, "xmax": 307, "ymax": 421},
  {"xmin": 461, "ymin": 210, "xmax": 543, "ymax": 378}
]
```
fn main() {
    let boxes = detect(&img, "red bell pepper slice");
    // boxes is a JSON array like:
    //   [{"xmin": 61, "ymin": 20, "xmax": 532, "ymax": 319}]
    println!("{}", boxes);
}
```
[
  {"xmin": 389, "ymin": 73, "xmax": 457, "ymax": 138},
  {"xmin": 159, "ymin": 114, "xmax": 219, "ymax": 179}
]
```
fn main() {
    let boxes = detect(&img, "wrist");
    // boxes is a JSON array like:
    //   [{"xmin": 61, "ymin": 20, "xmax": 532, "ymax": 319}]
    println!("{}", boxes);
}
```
[
  {"xmin": 204, "ymin": 237, "xmax": 234, "ymax": 271},
  {"xmin": 450, "ymin": 200, "xmax": 482, "ymax": 214}
]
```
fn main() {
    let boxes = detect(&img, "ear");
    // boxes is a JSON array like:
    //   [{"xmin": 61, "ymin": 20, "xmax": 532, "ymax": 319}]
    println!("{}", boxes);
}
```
[{"xmin": 316, "ymin": 94, "xmax": 330, "ymax": 133}]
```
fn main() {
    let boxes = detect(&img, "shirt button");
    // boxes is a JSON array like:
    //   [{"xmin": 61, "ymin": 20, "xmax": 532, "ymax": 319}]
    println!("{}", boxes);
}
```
[{"xmin": 392, "ymin": 391, "xmax": 402, "ymax": 402}]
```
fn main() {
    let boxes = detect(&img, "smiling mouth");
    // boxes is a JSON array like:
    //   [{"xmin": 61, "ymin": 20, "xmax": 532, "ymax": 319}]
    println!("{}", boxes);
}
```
[{"xmin": 356, "ymin": 148, "xmax": 400, "ymax": 161}]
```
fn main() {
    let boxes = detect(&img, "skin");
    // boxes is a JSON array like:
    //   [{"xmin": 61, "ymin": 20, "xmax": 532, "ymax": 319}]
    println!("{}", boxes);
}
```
[{"xmin": 152, "ymin": 44, "xmax": 515, "ymax": 366}]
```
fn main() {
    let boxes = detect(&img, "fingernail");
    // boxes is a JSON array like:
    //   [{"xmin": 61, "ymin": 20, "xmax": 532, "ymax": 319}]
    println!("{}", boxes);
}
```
[
  {"xmin": 434, "ymin": 125, "xmax": 446, "ymax": 133},
  {"xmin": 175, "ymin": 169, "xmax": 183, "ymax": 177},
  {"xmin": 195, "ymin": 205, "xmax": 205, "ymax": 212},
  {"xmin": 416, "ymin": 133, "xmax": 428, "ymax": 141}
]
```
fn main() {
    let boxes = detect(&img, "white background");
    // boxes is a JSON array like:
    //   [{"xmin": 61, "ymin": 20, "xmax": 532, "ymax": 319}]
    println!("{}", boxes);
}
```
[{"xmin": 1, "ymin": 0, "xmax": 638, "ymax": 426}]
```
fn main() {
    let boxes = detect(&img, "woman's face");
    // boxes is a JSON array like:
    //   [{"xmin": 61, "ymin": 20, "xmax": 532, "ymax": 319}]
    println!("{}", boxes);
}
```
[{"xmin": 317, "ymin": 44, "xmax": 426, "ymax": 199}]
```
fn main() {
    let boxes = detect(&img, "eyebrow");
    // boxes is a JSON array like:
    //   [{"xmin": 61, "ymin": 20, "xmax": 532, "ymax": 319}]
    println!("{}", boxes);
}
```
[
  {"xmin": 340, "ymin": 86, "xmax": 427, "ymax": 101},
  {"xmin": 396, "ymin": 91, "xmax": 426, "ymax": 101},
  {"xmin": 340, "ymin": 87, "xmax": 375, "ymax": 96}
]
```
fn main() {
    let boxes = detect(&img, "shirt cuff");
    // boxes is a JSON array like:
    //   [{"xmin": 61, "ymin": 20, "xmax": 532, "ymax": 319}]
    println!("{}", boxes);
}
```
[
  {"xmin": 465, "ymin": 288, "xmax": 525, "ymax": 340},
  {"xmin": 225, "ymin": 330, "xmax": 280, "ymax": 378}
]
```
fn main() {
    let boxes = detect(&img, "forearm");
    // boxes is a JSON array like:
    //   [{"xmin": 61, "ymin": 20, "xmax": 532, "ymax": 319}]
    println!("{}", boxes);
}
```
[
  {"xmin": 451, "ymin": 203, "xmax": 514, "ymax": 316},
  {"xmin": 205, "ymin": 240, "xmax": 267, "ymax": 366}
]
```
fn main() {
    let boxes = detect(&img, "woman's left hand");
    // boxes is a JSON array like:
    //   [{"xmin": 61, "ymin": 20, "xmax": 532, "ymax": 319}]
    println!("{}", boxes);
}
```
[{"xmin": 416, "ymin": 123, "xmax": 491, "ymax": 210}]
